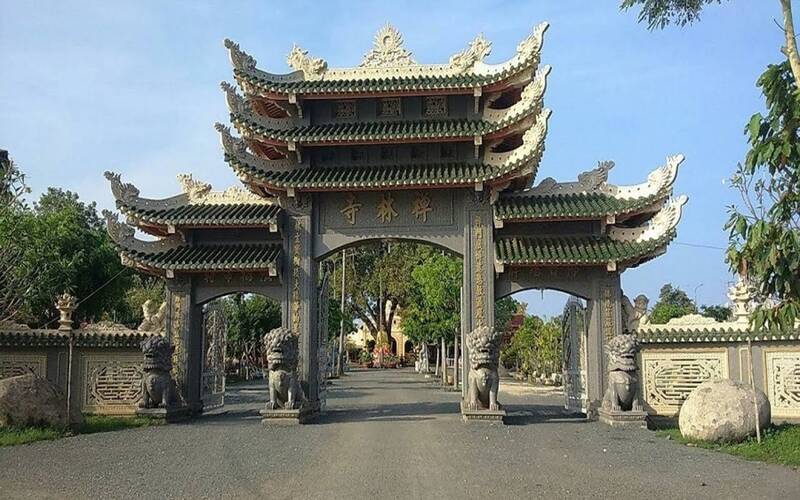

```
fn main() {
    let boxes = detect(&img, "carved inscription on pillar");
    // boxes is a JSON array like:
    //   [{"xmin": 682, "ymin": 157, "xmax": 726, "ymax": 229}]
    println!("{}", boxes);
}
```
[
  {"xmin": 602, "ymin": 287, "xmax": 614, "ymax": 342},
  {"xmin": 474, "ymin": 215, "xmax": 485, "ymax": 327},
  {"xmin": 170, "ymin": 294, "xmax": 186, "ymax": 388},
  {"xmin": 291, "ymin": 219, "xmax": 303, "ymax": 333}
]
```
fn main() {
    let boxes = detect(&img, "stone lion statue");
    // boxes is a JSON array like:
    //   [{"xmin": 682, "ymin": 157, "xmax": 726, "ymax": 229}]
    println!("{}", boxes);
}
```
[
  {"xmin": 602, "ymin": 334, "xmax": 643, "ymax": 412},
  {"xmin": 465, "ymin": 326, "xmax": 502, "ymax": 411},
  {"xmin": 263, "ymin": 327, "xmax": 305, "ymax": 410},
  {"xmin": 139, "ymin": 336, "xmax": 178, "ymax": 409}
]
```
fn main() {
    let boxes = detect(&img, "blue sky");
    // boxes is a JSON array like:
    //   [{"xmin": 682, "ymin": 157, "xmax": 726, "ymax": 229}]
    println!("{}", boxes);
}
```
[{"xmin": 0, "ymin": 1, "xmax": 789, "ymax": 317}]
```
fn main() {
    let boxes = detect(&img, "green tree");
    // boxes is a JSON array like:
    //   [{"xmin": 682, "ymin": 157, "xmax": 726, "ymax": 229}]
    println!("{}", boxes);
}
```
[
  {"xmin": 650, "ymin": 284, "xmax": 697, "ymax": 324},
  {"xmin": 495, "ymin": 296, "xmax": 521, "ymax": 334},
  {"xmin": 501, "ymin": 315, "xmax": 562, "ymax": 376},
  {"xmin": 401, "ymin": 252, "xmax": 462, "ymax": 346},
  {"xmin": 122, "ymin": 275, "xmax": 166, "ymax": 326},
  {"xmin": 700, "ymin": 304, "xmax": 731, "ymax": 322},
  {"xmin": 727, "ymin": 62, "xmax": 800, "ymax": 332},
  {"xmin": 222, "ymin": 293, "xmax": 281, "ymax": 364},
  {"xmin": 0, "ymin": 150, "xmax": 29, "ymax": 208},
  {"xmin": 1, "ymin": 188, "xmax": 131, "ymax": 325},
  {"xmin": 622, "ymin": 0, "xmax": 800, "ymax": 331},
  {"xmin": 329, "ymin": 242, "xmax": 435, "ymax": 345}
]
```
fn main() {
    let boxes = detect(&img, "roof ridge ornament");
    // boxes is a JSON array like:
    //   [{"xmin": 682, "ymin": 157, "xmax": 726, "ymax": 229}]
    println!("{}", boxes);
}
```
[
  {"xmin": 449, "ymin": 33, "xmax": 492, "ymax": 72},
  {"xmin": 104, "ymin": 171, "xmax": 140, "ymax": 204},
  {"xmin": 517, "ymin": 22, "xmax": 549, "ymax": 58},
  {"xmin": 176, "ymin": 173, "xmax": 212, "ymax": 200},
  {"xmin": 527, "ymin": 160, "xmax": 613, "ymax": 196},
  {"xmin": 360, "ymin": 24, "xmax": 417, "ymax": 68},
  {"xmin": 215, "ymin": 122, "xmax": 249, "ymax": 156},
  {"xmin": 220, "ymin": 81, "xmax": 249, "ymax": 115},
  {"xmin": 286, "ymin": 44, "xmax": 328, "ymax": 80},
  {"xmin": 103, "ymin": 210, "xmax": 183, "ymax": 254},
  {"xmin": 223, "ymin": 39, "xmax": 257, "ymax": 71},
  {"xmin": 609, "ymin": 195, "xmax": 688, "ymax": 242}
]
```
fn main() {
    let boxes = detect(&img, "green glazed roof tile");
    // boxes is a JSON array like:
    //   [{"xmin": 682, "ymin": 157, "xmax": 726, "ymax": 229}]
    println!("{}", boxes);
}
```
[
  {"xmin": 495, "ymin": 192, "xmax": 662, "ymax": 221},
  {"xmin": 121, "ymin": 202, "xmax": 282, "ymax": 227},
  {"xmin": 121, "ymin": 242, "xmax": 282, "ymax": 272},
  {"xmin": 495, "ymin": 231, "xmax": 675, "ymax": 266}
]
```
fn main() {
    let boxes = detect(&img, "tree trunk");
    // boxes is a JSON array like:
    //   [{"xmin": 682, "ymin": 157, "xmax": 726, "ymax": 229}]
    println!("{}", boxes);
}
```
[
  {"xmin": 434, "ymin": 344, "xmax": 440, "ymax": 377},
  {"xmin": 441, "ymin": 337, "xmax": 447, "ymax": 385},
  {"xmin": 781, "ymin": 0, "xmax": 800, "ymax": 88}
]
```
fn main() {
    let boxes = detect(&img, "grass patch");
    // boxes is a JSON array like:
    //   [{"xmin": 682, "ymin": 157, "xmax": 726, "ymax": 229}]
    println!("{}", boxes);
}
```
[
  {"xmin": 656, "ymin": 424, "xmax": 800, "ymax": 467},
  {"xmin": 0, "ymin": 414, "xmax": 157, "ymax": 447},
  {"xmin": 0, "ymin": 426, "xmax": 66, "ymax": 447},
  {"xmin": 79, "ymin": 415, "xmax": 155, "ymax": 434}
]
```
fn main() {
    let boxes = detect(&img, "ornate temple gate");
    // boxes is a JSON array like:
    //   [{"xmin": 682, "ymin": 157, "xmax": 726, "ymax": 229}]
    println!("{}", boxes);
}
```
[
  {"xmin": 201, "ymin": 302, "xmax": 227, "ymax": 410},
  {"xmin": 562, "ymin": 297, "xmax": 588, "ymax": 413},
  {"xmin": 104, "ymin": 22, "xmax": 686, "ymax": 424}
]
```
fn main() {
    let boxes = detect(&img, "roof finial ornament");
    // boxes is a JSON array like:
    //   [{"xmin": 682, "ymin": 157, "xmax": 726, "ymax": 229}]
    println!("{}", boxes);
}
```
[
  {"xmin": 220, "ymin": 81, "xmax": 249, "ymax": 115},
  {"xmin": 104, "ymin": 171, "xmax": 141, "ymax": 204},
  {"xmin": 449, "ymin": 33, "xmax": 492, "ymax": 72},
  {"xmin": 176, "ymin": 174, "xmax": 212, "ymax": 201},
  {"xmin": 286, "ymin": 44, "xmax": 328, "ymax": 80},
  {"xmin": 609, "ymin": 195, "xmax": 689, "ymax": 242},
  {"xmin": 516, "ymin": 22, "xmax": 549, "ymax": 57},
  {"xmin": 223, "ymin": 38, "xmax": 257, "ymax": 71},
  {"xmin": 102, "ymin": 209, "xmax": 135, "ymax": 244},
  {"xmin": 360, "ymin": 24, "xmax": 417, "ymax": 68},
  {"xmin": 215, "ymin": 122, "xmax": 249, "ymax": 157}
]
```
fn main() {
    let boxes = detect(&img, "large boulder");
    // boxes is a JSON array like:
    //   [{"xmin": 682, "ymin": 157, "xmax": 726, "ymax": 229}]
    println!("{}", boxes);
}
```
[
  {"xmin": 0, "ymin": 374, "xmax": 83, "ymax": 428},
  {"xmin": 679, "ymin": 378, "xmax": 770, "ymax": 443}
]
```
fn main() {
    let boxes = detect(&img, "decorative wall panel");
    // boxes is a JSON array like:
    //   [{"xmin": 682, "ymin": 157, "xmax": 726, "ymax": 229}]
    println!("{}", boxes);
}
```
[
  {"xmin": 641, "ymin": 350, "xmax": 728, "ymax": 415},
  {"xmin": 764, "ymin": 350, "xmax": 800, "ymax": 418},
  {"xmin": 81, "ymin": 353, "xmax": 143, "ymax": 414},
  {"xmin": 0, "ymin": 353, "xmax": 46, "ymax": 379}
]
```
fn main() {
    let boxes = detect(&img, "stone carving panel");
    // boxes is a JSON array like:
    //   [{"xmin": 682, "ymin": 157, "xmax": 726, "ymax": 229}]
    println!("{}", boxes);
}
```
[
  {"xmin": 0, "ymin": 353, "xmax": 46, "ymax": 379},
  {"xmin": 423, "ymin": 96, "xmax": 448, "ymax": 117},
  {"xmin": 764, "ymin": 350, "xmax": 800, "ymax": 418},
  {"xmin": 641, "ymin": 350, "xmax": 728, "ymax": 415},
  {"xmin": 81, "ymin": 353, "xmax": 143, "ymax": 413}
]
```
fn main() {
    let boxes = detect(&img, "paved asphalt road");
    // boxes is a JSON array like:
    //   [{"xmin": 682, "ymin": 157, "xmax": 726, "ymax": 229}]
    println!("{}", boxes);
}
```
[{"xmin": 1, "ymin": 368, "xmax": 798, "ymax": 499}]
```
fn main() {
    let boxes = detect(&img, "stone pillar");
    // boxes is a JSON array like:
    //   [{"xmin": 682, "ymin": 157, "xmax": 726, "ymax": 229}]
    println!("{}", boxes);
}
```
[
  {"xmin": 461, "ymin": 192, "xmax": 502, "ymax": 421},
  {"xmin": 282, "ymin": 194, "xmax": 321, "ymax": 418},
  {"xmin": 585, "ymin": 273, "xmax": 623, "ymax": 416},
  {"xmin": 165, "ymin": 277, "xmax": 204, "ymax": 414}
]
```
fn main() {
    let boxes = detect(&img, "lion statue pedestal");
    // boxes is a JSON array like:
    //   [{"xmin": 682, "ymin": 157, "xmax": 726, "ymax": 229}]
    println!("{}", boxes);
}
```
[
  {"xmin": 260, "ymin": 327, "xmax": 313, "ymax": 425},
  {"xmin": 598, "ymin": 334, "xmax": 647, "ymax": 428},
  {"xmin": 136, "ymin": 336, "xmax": 189, "ymax": 422},
  {"xmin": 461, "ymin": 326, "xmax": 506, "ymax": 423}
]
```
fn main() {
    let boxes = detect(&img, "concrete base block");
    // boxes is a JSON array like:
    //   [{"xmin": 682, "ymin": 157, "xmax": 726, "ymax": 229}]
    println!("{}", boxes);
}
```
[
  {"xmin": 260, "ymin": 406, "xmax": 316, "ymax": 425},
  {"xmin": 598, "ymin": 408, "xmax": 648, "ymax": 428},
  {"xmin": 136, "ymin": 406, "xmax": 190, "ymax": 423},
  {"xmin": 461, "ymin": 401, "xmax": 506, "ymax": 423}
]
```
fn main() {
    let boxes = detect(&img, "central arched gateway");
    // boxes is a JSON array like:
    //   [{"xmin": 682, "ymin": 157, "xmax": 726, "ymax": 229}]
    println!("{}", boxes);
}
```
[{"xmin": 104, "ymin": 22, "xmax": 687, "ymax": 424}]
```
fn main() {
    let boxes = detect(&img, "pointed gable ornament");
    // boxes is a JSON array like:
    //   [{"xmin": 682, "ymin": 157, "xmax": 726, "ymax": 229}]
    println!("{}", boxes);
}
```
[{"xmin": 360, "ymin": 24, "xmax": 417, "ymax": 68}]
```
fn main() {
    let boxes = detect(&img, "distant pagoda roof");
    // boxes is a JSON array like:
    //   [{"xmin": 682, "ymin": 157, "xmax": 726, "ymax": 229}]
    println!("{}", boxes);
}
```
[
  {"xmin": 494, "ymin": 155, "xmax": 683, "ymax": 223},
  {"xmin": 102, "ymin": 211, "xmax": 281, "ymax": 277},
  {"xmin": 225, "ymin": 23, "xmax": 548, "ymax": 98},
  {"xmin": 495, "ymin": 195, "xmax": 687, "ymax": 270},
  {"xmin": 105, "ymin": 171, "xmax": 282, "ymax": 236}
]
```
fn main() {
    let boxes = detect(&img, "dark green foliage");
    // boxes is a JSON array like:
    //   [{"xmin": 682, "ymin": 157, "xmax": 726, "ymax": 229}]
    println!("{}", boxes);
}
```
[
  {"xmin": 700, "ymin": 304, "xmax": 731, "ymax": 322},
  {"xmin": 401, "ymin": 251, "xmax": 462, "ymax": 345},
  {"xmin": 0, "ymin": 151, "xmax": 29, "ymax": 208},
  {"xmin": 620, "ymin": 0, "xmax": 726, "ymax": 30},
  {"xmin": 121, "ymin": 275, "xmax": 166, "ymax": 326},
  {"xmin": 726, "ymin": 62, "xmax": 800, "ymax": 332},
  {"xmin": 501, "ymin": 315, "xmax": 561, "ymax": 375},
  {"xmin": 650, "ymin": 284, "xmax": 698, "ymax": 324},
  {"xmin": 495, "ymin": 297, "xmax": 520, "ymax": 333},
  {"xmin": 0, "ymin": 188, "xmax": 132, "ymax": 325},
  {"xmin": 222, "ymin": 293, "xmax": 281, "ymax": 350}
]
